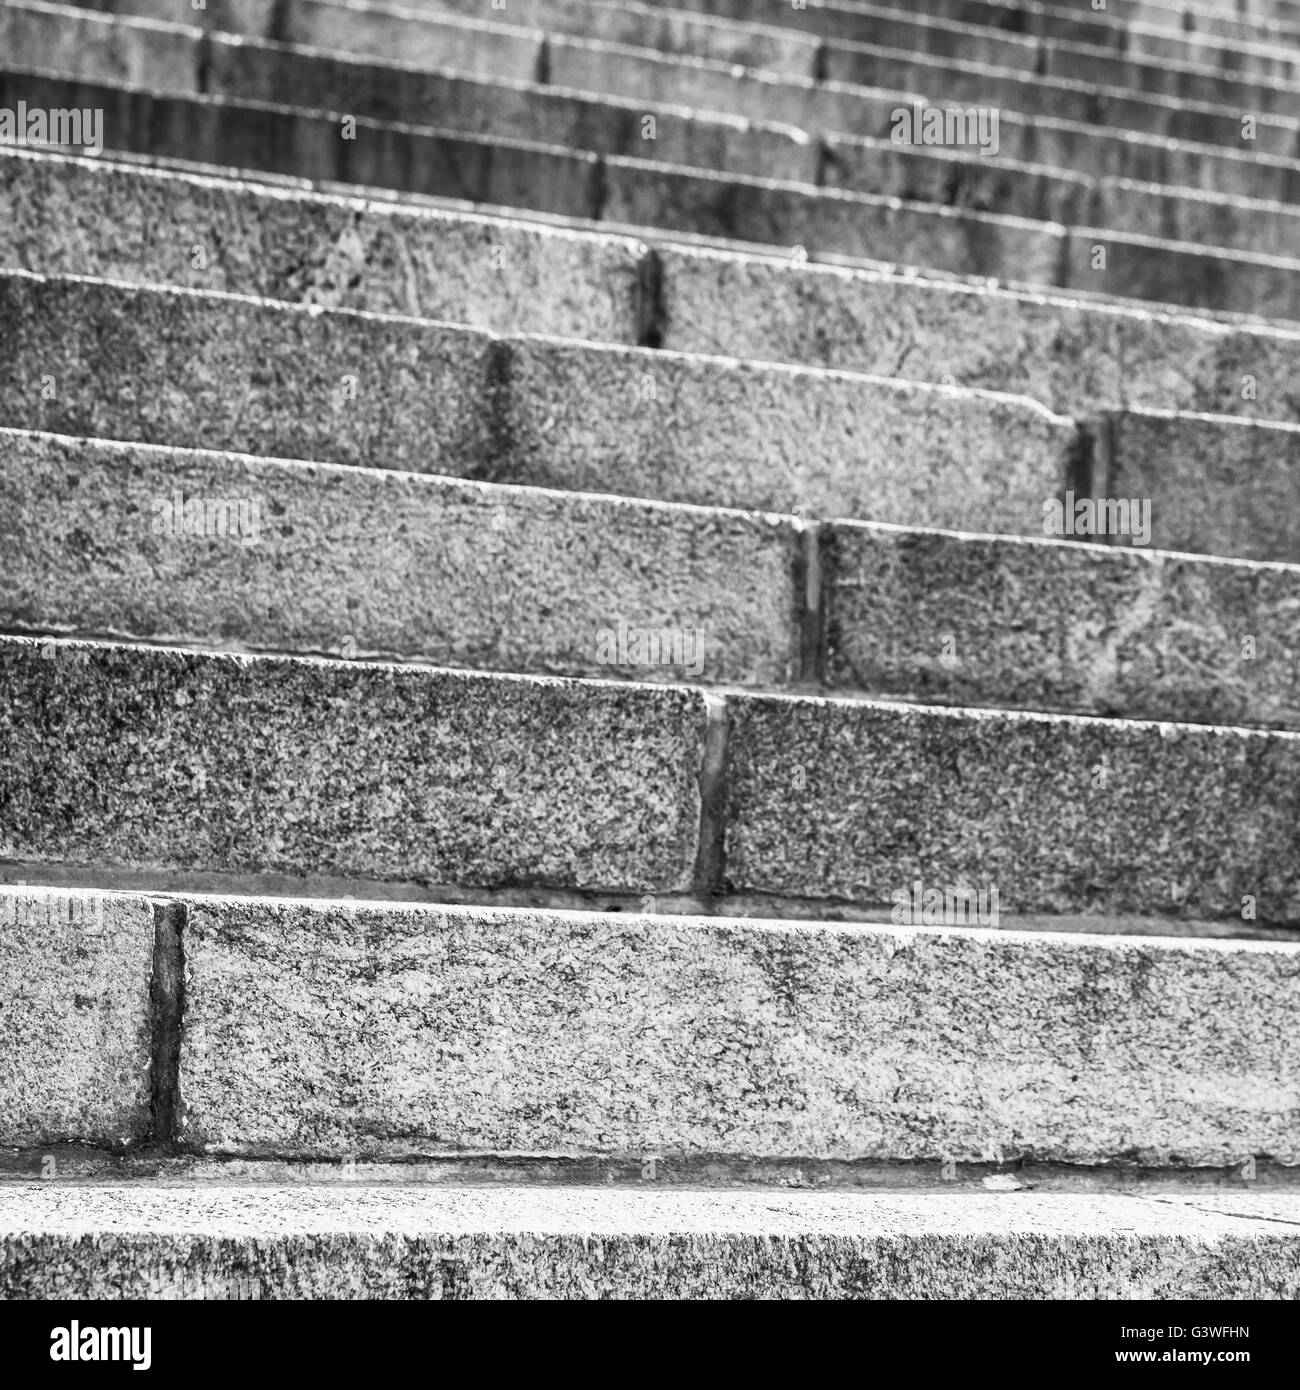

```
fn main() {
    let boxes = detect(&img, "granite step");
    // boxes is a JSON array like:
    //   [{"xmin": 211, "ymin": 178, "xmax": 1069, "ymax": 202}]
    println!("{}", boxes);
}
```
[
  {"xmin": 5, "ymin": 148, "xmax": 1299, "ymax": 423},
  {"xmin": 3, "ymin": 886, "xmax": 1299, "ymax": 1165},
  {"xmin": 3, "ymin": 1184, "xmax": 1297, "ymax": 1298},
  {"xmin": 3, "ymin": 56, "xmax": 1296, "ymax": 313},
  {"xmin": 10, "ymin": 428, "xmax": 1300, "ymax": 730},
  {"xmin": 0, "ymin": 269, "xmax": 1084, "ymax": 537},
  {"xmin": 5, "ymin": 637, "xmax": 1300, "ymax": 925}
]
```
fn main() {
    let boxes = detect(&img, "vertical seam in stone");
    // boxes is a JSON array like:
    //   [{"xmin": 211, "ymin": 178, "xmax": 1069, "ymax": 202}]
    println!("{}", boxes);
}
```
[
  {"xmin": 634, "ymin": 244, "xmax": 666, "ymax": 348},
  {"xmin": 195, "ymin": 28, "xmax": 212, "ymax": 96},
  {"xmin": 268, "ymin": 0, "xmax": 294, "ymax": 45},
  {"xmin": 149, "ymin": 899, "xmax": 185, "ymax": 1148},
  {"xmin": 1065, "ymin": 416, "xmax": 1102, "ymax": 544},
  {"xmin": 590, "ymin": 154, "xmax": 609, "ymax": 223},
  {"xmin": 483, "ymin": 337, "xmax": 517, "ymax": 482},
  {"xmin": 811, "ymin": 40, "xmax": 829, "ymax": 83},
  {"xmin": 794, "ymin": 519, "xmax": 825, "ymax": 686},
  {"xmin": 813, "ymin": 137, "xmax": 831, "ymax": 190},
  {"xmin": 691, "ymin": 693, "xmax": 730, "ymax": 898}
]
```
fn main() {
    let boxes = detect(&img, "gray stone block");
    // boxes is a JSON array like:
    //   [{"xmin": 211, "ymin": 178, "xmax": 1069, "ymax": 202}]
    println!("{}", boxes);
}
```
[
  {"xmin": 653, "ymin": 242, "xmax": 1300, "ymax": 421},
  {"xmin": 176, "ymin": 894, "xmax": 1300, "ymax": 1164},
  {"xmin": 824, "ymin": 520, "xmax": 1300, "ymax": 728},
  {"xmin": 0, "ymin": 427, "xmax": 801, "ymax": 686},
  {"xmin": 0, "ymin": 637, "xmax": 708, "ymax": 891},
  {"xmin": 3, "ymin": 1186, "xmax": 1298, "ymax": 1298},
  {"xmin": 498, "ymin": 333, "xmax": 1077, "ymax": 533},
  {"xmin": 1096, "ymin": 409, "xmax": 1300, "ymax": 563},
  {"xmin": 0, "ymin": 887, "xmax": 154, "ymax": 1148},
  {"xmin": 603, "ymin": 157, "xmax": 1069, "ymax": 286},
  {"xmin": 1064, "ymin": 227, "xmax": 1300, "ymax": 322},
  {"xmin": 0, "ymin": 270, "xmax": 501, "ymax": 474},
  {"xmin": 0, "ymin": 270, "xmax": 1078, "ymax": 534},
  {"xmin": 723, "ymin": 691, "xmax": 1300, "ymax": 922},
  {"xmin": 0, "ymin": 147, "xmax": 645, "ymax": 338}
]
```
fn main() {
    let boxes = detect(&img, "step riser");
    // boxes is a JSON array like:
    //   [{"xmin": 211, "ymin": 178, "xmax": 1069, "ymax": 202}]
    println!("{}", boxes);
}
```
[
  {"xmin": 629, "ymin": 0, "xmax": 1300, "ymax": 103},
  {"xmin": 824, "ymin": 522, "xmax": 1300, "ymax": 729},
  {"xmin": 651, "ymin": 242, "xmax": 1300, "ymax": 422},
  {"xmin": 5, "ymin": 149, "xmax": 1298, "ymax": 425},
  {"xmin": 0, "ymin": 272, "xmax": 1079, "ymax": 536},
  {"xmin": 907, "ymin": 0, "xmax": 1300, "ymax": 55},
  {"xmin": 0, "ymin": 429, "xmax": 803, "ymax": 687},
  {"xmin": 0, "ymin": 5, "xmax": 820, "ymax": 186},
  {"xmin": 4, "ymin": 61, "xmax": 1294, "ymax": 318},
  {"xmin": 0, "ymin": 638, "xmax": 709, "ymax": 892},
  {"xmin": 14, "ymin": 0, "xmax": 1297, "ymax": 202},
  {"xmin": 5, "ymin": 1187, "xmax": 1298, "ymax": 1299},
  {"xmin": 725, "ymin": 694, "xmax": 1300, "ymax": 923},
  {"xmin": 12, "ymin": 429, "xmax": 1300, "ymax": 732},
  {"xmin": 5, "ymin": 887, "xmax": 1299, "ymax": 1165},
  {"xmin": 0, "ymin": 149, "xmax": 647, "ymax": 345},
  {"xmin": 7, "ymin": 638, "xmax": 1300, "ymax": 924},
  {"xmin": 824, "ymin": 45, "xmax": 1300, "ymax": 153}
]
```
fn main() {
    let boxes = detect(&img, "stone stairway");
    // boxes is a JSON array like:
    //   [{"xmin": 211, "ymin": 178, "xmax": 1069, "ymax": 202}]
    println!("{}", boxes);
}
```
[{"xmin": 1, "ymin": 0, "xmax": 1299, "ymax": 1299}]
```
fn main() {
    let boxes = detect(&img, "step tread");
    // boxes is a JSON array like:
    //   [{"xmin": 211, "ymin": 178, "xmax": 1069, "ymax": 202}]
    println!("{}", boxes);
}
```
[{"xmin": 2, "ymin": 1184, "xmax": 1297, "ymax": 1298}]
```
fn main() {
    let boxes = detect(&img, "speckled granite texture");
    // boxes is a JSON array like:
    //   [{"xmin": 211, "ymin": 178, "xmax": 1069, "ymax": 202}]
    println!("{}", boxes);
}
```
[
  {"xmin": 2, "ymin": 1187, "xmax": 1298, "ymax": 1298},
  {"xmin": 0, "ymin": 638, "xmax": 707, "ymax": 891},
  {"xmin": 9, "ymin": 149, "xmax": 1298, "ymax": 425},
  {"xmin": 0, "ymin": 147, "xmax": 645, "ymax": 338},
  {"xmin": 824, "ymin": 521, "xmax": 1300, "ymax": 728},
  {"xmin": 1101, "ymin": 410, "xmax": 1300, "ymax": 563},
  {"xmin": 724, "ymin": 693, "xmax": 1300, "ymax": 922},
  {"xmin": 0, "ymin": 889, "xmax": 154, "ymax": 1147},
  {"xmin": 0, "ymin": 270, "xmax": 1075, "ymax": 532},
  {"xmin": 654, "ymin": 244, "xmax": 1300, "ymax": 422},
  {"xmin": 176, "ymin": 896, "xmax": 1300, "ymax": 1164},
  {"xmin": 0, "ymin": 428, "xmax": 801, "ymax": 686}
]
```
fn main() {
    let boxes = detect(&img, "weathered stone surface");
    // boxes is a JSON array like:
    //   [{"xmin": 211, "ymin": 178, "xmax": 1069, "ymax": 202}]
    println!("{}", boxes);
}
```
[
  {"xmin": 6, "ymin": 150, "xmax": 1298, "ymax": 426},
  {"xmin": 824, "ymin": 36, "xmax": 1300, "ymax": 152},
  {"xmin": 0, "ymin": 271, "xmax": 501, "ymax": 474},
  {"xmin": 0, "ymin": 68, "xmax": 605, "ymax": 219},
  {"xmin": 0, "ymin": 0, "xmax": 199, "ymax": 91},
  {"xmin": 824, "ymin": 520, "xmax": 1300, "ymax": 728},
  {"xmin": 498, "ymin": 335, "xmax": 1076, "ymax": 532},
  {"xmin": 1091, "ymin": 178, "xmax": 1300, "ymax": 261},
  {"xmin": 176, "ymin": 895, "xmax": 1300, "ymax": 1163},
  {"xmin": 208, "ymin": 28, "xmax": 823, "ymax": 184},
  {"xmin": 0, "ymin": 270, "xmax": 1077, "ymax": 533},
  {"xmin": 0, "ymin": 888, "xmax": 154, "ymax": 1148},
  {"xmin": 723, "ymin": 692, "xmax": 1300, "ymax": 923},
  {"xmin": 0, "ymin": 637, "xmax": 707, "ymax": 891},
  {"xmin": 0, "ymin": 428, "xmax": 800, "ymax": 686},
  {"xmin": 1065, "ymin": 226, "xmax": 1300, "ymax": 322},
  {"xmin": 664, "ymin": 0, "xmax": 1299, "ymax": 108},
  {"xmin": 654, "ymin": 243, "xmax": 1300, "ymax": 421},
  {"xmin": 1098, "ymin": 409, "xmax": 1300, "ymax": 563},
  {"xmin": 241, "ymin": 0, "xmax": 826, "ymax": 80},
  {"xmin": 603, "ymin": 158, "xmax": 1069, "ymax": 286},
  {"xmin": 2, "ymin": 1186, "xmax": 1298, "ymax": 1298},
  {"xmin": 0, "ymin": 147, "xmax": 644, "ymax": 339},
  {"xmin": 823, "ymin": 134, "xmax": 1093, "ymax": 228}
]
